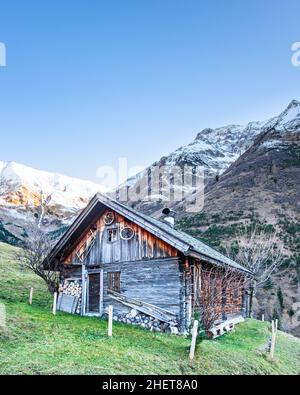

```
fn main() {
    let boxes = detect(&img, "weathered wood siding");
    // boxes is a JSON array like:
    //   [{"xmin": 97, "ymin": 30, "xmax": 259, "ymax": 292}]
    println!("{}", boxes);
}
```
[
  {"xmin": 101, "ymin": 257, "xmax": 181, "ymax": 315},
  {"xmin": 64, "ymin": 210, "xmax": 178, "ymax": 265}
]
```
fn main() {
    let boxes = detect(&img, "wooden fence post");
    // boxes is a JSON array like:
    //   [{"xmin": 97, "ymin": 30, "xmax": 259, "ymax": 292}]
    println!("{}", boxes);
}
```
[
  {"xmin": 270, "ymin": 319, "xmax": 277, "ymax": 360},
  {"xmin": 262, "ymin": 314, "xmax": 264, "ymax": 321},
  {"xmin": 108, "ymin": 305, "xmax": 113, "ymax": 337},
  {"xmin": 29, "ymin": 287, "xmax": 33, "ymax": 305},
  {"xmin": 52, "ymin": 292, "xmax": 57, "ymax": 315},
  {"xmin": 99, "ymin": 270, "xmax": 104, "ymax": 316},
  {"xmin": 189, "ymin": 320, "xmax": 199, "ymax": 360}
]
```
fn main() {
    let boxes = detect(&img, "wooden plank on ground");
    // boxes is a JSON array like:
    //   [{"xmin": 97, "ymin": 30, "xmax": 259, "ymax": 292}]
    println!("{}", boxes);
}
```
[
  {"xmin": 57, "ymin": 293, "xmax": 79, "ymax": 314},
  {"xmin": 108, "ymin": 290, "xmax": 177, "ymax": 323}
]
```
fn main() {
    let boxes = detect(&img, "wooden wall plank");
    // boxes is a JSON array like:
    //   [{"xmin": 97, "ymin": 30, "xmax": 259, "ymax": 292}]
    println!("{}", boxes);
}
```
[{"xmin": 64, "ymin": 210, "xmax": 178, "ymax": 265}]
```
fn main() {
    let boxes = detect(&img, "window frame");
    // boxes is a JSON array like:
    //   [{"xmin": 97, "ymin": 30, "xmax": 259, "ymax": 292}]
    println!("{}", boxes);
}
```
[{"xmin": 107, "ymin": 227, "xmax": 118, "ymax": 243}]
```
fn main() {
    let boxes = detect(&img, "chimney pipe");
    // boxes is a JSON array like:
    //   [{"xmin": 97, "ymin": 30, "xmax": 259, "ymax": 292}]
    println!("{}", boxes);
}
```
[{"xmin": 162, "ymin": 207, "xmax": 176, "ymax": 228}]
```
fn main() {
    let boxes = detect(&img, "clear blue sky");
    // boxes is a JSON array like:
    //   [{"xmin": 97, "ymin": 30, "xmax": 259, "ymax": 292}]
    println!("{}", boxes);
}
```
[{"xmin": 0, "ymin": 0, "xmax": 299, "ymax": 182}]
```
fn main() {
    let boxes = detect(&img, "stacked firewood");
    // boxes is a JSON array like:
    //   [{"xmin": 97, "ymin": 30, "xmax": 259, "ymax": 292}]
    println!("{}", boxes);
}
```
[
  {"xmin": 112, "ymin": 309, "xmax": 179, "ymax": 334},
  {"xmin": 60, "ymin": 280, "xmax": 82, "ymax": 314}
]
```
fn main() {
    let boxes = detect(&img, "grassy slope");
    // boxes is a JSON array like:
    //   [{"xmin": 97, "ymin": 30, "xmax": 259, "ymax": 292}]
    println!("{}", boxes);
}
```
[{"xmin": 0, "ymin": 242, "xmax": 300, "ymax": 375}]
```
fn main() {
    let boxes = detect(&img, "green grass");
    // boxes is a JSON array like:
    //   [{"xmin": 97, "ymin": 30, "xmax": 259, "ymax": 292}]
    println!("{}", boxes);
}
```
[{"xmin": 1, "ymin": 242, "xmax": 300, "ymax": 375}]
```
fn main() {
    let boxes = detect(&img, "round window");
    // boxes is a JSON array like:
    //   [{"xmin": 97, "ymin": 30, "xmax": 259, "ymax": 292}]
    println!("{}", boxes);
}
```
[
  {"xmin": 104, "ymin": 211, "xmax": 115, "ymax": 225},
  {"xmin": 120, "ymin": 226, "xmax": 135, "ymax": 240}
]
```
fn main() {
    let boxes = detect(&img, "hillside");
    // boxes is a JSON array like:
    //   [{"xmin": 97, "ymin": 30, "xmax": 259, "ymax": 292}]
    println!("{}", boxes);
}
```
[
  {"xmin": 0, "ymin": 242, "xmax": 300, "ymax": 375},
  {"xmin": 177, "ymin": 105, "xmax": 300, "ymax": 337},
  {"xmin": 119, "ymin": 100, "xmax": 300, "ymax": 338}
]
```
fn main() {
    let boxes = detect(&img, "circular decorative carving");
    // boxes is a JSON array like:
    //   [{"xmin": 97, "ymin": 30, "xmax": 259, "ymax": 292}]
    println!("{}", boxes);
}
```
[
  {"xmin": 120, "ymin": 226, "xmax": 135, "ymax": 240},
  {"xmin": 104, "ymin": 211, "xmax": 115, "ymax": 225}
]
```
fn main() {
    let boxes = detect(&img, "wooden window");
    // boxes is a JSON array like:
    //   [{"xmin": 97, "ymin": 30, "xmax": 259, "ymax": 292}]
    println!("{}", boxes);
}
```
[
  {"xmin": 107, "ymin": 228, "xmax": 118, "ymax": 243},
  {"xmin": 107, "ymin": 272, "xmax": 120, "ymax": 293}
]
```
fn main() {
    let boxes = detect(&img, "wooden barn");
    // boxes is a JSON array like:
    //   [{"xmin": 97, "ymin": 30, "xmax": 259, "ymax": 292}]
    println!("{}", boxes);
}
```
[{"xmin": 46, "ymin": 193, "xmax": 252, "ymax": 335}]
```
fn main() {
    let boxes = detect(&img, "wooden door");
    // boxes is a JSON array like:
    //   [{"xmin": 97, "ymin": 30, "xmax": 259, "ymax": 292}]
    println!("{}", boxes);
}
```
[{"xmin": 88, "ymin": 273, "xmax": 100, "ymax": 313}]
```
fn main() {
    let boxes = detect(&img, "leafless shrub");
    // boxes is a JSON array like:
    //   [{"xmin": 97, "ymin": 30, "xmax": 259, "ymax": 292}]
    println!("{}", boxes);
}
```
[
  {"xmin": 227, "ymin": 225, "xmax": 285, "ymax": 317},
  {"xmin": 193, "ymin": 263, "xmax": 248, "ymax": 333}
]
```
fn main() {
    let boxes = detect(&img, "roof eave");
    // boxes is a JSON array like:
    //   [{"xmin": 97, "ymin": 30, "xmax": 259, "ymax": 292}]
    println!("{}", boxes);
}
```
[{"xmin": 186, "ymin": 249, "xmax": 254, "ymax": 276}]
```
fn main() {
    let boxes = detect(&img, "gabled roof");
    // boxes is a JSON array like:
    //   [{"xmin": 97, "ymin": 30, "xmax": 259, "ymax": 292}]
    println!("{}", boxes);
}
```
[{"xmin": 47, "ymin": 193, "xmax": 252, "ymax": 275}]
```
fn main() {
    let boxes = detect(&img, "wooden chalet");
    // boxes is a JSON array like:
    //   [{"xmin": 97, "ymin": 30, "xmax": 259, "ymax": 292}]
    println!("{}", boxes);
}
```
[{"xmin": 46, "ymin": 193, "xmax": 252, "ymax": 335}]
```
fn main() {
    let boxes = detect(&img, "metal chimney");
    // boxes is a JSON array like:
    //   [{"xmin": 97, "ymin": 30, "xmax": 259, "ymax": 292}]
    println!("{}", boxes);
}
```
[{"xmin": 162, "ymin": 207, "xmax": 176, "ymax": 228}]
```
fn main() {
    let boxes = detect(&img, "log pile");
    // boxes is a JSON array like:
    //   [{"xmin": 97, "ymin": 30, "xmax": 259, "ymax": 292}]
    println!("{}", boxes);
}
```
[
  {"xmin": 60, "ymin": 280, "xmax": 82, "ymax": 314},
  {"xmin": 112, "ymin": 308, "xmax": 179, "ymax": 334}
]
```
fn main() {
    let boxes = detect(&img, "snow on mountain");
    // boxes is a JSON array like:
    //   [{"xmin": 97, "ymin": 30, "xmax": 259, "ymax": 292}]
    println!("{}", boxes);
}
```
[
  {"xmin": 264, "ymin": 99, "xmax": 300, "ymax": 133},
  {"xmin": 184, "ymin": 101, "xmax": 294, "ymax": 174},
  {"xmin": 158, "ymin": 100, "xmax": 300, "ymax": 177},
  {"xmin": 0, "ymin": 161, "xmax": 107, "ymax": 241},
  {"xmin": 119, "ymin": 100, "xmax": 300, "ymax": 213},
  {"xmin": 0, "ymin": 161, "xmax": 106, "ymax": 211}
]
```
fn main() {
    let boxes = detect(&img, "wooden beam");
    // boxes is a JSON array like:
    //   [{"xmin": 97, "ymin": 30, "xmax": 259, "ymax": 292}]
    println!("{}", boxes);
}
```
[{"xmin": 81, "ymin": 264, "xmax": 87, "ymax": 316}]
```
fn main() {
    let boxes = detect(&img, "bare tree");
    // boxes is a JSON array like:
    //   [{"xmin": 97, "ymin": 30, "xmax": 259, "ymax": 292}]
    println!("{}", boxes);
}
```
[
  {"xmin": 193, "ymin": 263, "xmax": 248, "ymax": 334},
  {"xmin": 16, "ymin": 222, "xmax": 59, "ymax": 294},
  {"xmin": 15, "ymin": 191, "xmax": 60, "ymax": 294},
  {"xmin": 227, "ymin": 226, "xmax": 284, "ymax": 317}
]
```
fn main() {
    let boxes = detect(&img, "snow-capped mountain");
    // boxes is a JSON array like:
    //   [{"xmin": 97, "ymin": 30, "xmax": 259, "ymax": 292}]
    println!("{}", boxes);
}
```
[
  {"xmin": 120, "ymin": 99, "xmax": 300, "ymax": 214},
  {"xmin": 0, "ymin": 161, "xmax": 105, "ymax": 210},
  {"xmin": 163, "ymin": 99, "xmax": 300, "ymax": 175},
  {"xmin": 0, "ymin": 161, "xmax": 106, "ymax": 241}
]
